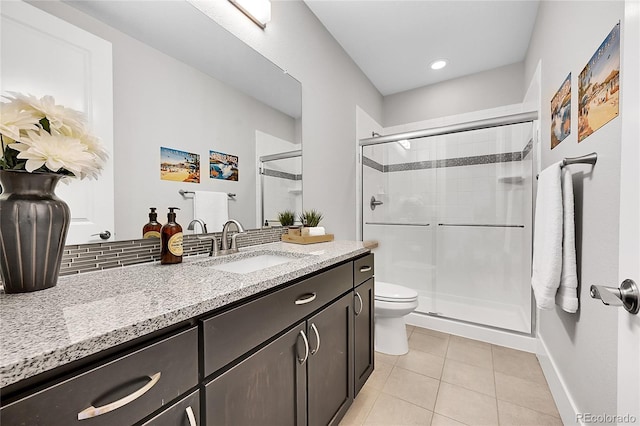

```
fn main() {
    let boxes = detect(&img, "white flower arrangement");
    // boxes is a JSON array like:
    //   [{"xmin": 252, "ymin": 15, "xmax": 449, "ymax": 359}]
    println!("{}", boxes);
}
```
[{"xmin": 0, "ymin": 92, "xmax": 108, "ymax": 179}]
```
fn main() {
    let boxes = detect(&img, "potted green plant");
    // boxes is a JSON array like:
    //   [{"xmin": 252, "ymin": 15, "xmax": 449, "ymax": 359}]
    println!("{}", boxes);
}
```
[
  {"xmin": 299, "ymin": 209, "xmax": 325, "ymax": 236},
  {"xmin": 277, "ymin": 210, "xmax": 296, "ymax": 227}
]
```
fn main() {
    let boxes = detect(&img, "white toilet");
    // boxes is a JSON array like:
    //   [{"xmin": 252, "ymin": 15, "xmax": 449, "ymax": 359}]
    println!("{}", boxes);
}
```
[{"xmin": 374, "ymin": 281, "xmax": 419, "ymax": 355}]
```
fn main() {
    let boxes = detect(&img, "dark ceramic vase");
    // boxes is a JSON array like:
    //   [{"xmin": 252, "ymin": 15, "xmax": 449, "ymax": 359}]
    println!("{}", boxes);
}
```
[{"xmin": 0, "ymin": 170, "xmax": 70, "ymax": 293}]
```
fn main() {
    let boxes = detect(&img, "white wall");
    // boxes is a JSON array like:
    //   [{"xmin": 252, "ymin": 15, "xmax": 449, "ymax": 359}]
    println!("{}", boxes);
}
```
[
  {"xmin": 525, "ymin": 1, "xmax": 624, "ymax": 421},
  {"xmin": 29, "ymin": 1, "xmax": 297, "ymax": 240},
  {"xmin": 188, "ymin": 1, "xmax": 384, "ymax": 239},
  {"xmin": 383, "ymin": 62, "xmax": 525, "ymax": 127}
]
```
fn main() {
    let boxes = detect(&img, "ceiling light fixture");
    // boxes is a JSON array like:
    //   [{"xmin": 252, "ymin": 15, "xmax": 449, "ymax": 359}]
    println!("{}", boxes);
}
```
[
  {"xmin": 430, "ymin": 59, "xmax": 447, "ymax": 70},
  {"xmin": 229, "ymin": 0, "xmax": 271, "ymax": 29}
]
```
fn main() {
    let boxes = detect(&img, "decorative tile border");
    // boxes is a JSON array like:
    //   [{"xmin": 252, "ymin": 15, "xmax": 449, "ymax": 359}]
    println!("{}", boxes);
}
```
[
  {"xmin": 362, "ymin": 156, "xmax": 384, "ymax": 172},
  {"xmin": 59, "ymin": 227, "xmax": 287, "ymax": 276},
  {"xmin": 522, "ymin": 138, "xmax": 533, "ymax": 159},
  {"xmin": 262, "ymin": 168, "xmax": 302, "ymax": 181},
  {"xmin": 387, "ymin": 152, "xmax": 523, "ymax": 172},
  {"xmin": 363, "ymin": 138, "xmax": 535, "ymax": 173}
]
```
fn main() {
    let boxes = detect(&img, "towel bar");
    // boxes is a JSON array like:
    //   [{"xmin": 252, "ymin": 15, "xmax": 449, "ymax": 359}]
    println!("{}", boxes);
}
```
[
  {"xmin": 536, "ymin": 152, "xmax": 597, "ymax": 179},
  {"xmin": 179, "ymin": 189, "xmax": 236, "ymax": 199}
]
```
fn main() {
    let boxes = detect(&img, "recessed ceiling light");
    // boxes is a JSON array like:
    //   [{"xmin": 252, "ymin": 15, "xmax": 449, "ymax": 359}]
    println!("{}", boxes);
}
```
[{"xmin": 430, "ymin": 60, "xmax": 447, "ymax": 70}]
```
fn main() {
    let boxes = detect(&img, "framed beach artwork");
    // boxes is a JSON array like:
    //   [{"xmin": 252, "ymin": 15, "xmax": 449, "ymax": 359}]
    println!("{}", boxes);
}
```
[
  {"xmin": 209, "ymin": 150, "xmax": 239, "ymax": 181},
  {"xmin": 160, "ymin": 147, "xmax": 200, "ymax": 183},
  {"xmin": 578, "ymin": 22, "xmax": 620, "ymax": 142},
  {"xmin": 551, "ymin": 73, "xmax": 571, "ymax": 149}
]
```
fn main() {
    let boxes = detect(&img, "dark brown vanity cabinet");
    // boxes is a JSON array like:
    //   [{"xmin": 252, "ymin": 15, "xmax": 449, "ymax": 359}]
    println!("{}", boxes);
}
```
[
  {"xmin": 204, "ymin": 323, "xmax": 307, "ymax": 426},
  {"xmin": 141, "ymin": 390, "xmax": 201, "ymax": 426},
  {"xmin": 354, "ymin": 278, "xmax": 374, "ymax": 396},
  {"xmin": 204, "ymin": 293, "xmax": 354, "ymax": 426},
  {"xmin": 202, "ymin": 263, "xmax": 356, "ymax": 426},
  {"xmin": 0, "ymin": 327, "xmax": 199, "ymax": 426},
  {"xmin": 306, "ymin": 292, "xmax": 354, "ymax": 426},
  {"xmin": 1, "ymin": 253, "xmax": 374, "ymax": 426},
  {"xmin": 353, "ymin": 253, "xmax": 375, "ymax": 396}
]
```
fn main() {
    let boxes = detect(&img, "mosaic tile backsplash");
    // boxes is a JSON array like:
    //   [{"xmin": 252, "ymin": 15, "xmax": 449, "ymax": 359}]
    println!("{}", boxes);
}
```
[{"xmin": 59, "ymin": 226, "xmax": 287, "ymax": 276}]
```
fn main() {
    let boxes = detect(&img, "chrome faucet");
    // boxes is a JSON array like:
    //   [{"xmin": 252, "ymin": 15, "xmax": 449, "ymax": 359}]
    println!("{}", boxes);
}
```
[
  {"xmin": 187, "ymin": 219, "xmax": 219, "ymax": 257},
  {"xmin": 219, "ymin": 220, "xmax": 246, "ymax": 255},
  {"xmin": 187, "ymin": 219, "xmax": 208, "ymax": 234}
]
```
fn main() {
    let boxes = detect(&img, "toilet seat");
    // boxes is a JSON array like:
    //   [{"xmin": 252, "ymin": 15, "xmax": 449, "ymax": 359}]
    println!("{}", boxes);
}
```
[{"xmin": 375, "ymin": 281, "xmax": 418, "ymax": 302}]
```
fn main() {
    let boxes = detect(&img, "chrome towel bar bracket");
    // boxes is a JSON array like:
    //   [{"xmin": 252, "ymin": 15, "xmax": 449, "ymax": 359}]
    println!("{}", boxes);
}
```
[{"xmin": 536, "ymin": 152, "xmax": 597, "ymax": 179}]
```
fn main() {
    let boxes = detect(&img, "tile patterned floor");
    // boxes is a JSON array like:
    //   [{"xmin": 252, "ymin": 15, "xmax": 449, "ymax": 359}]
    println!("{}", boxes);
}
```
[{"xmin": 340, "ymin": 325, "xmax": 562, "ymax": 426}]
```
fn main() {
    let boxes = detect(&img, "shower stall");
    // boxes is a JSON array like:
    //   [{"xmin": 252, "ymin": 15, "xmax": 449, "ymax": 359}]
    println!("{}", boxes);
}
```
[{"xmin": 360, "ymin": 112, "xmax": 536, "ymax": 334}]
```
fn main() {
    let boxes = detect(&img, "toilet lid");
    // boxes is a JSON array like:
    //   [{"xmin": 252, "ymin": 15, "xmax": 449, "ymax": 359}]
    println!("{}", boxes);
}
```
[{"xmin": 375, "ymin": 281, "xmax": 418, "ymax": 302}]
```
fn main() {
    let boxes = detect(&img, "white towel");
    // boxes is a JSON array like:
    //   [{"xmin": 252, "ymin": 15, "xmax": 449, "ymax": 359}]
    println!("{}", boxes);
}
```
[
  {"xmin": 556, "ymin": 168, "xmax": 578, "ymax": 312},
  {"xmin": 193, "ymin": 191, "xmax": 228, "ymax": 232},
  {"xmin": 531, "ymin": 162, "xmax": 578, "ymax": 312}
]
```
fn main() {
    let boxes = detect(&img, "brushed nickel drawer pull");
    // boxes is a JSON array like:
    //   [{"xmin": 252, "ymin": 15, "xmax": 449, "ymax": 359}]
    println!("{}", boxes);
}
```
[
  {"xmin": 295, "ymin": 293, "xmax": 317, "ymax": 305},
  {"xmin": 186, "ymin": 406, "xmax": 197, "ymax": 426},
  {"xmin": 310, "ymin": 323, "xmax": 321, "ymax": 355},
  {"xmin": 298, "ymin": 330, "xmax": 310, "ymax": 364},
  {"xmin": 77, "ymin": 372, "xmax": 161, "ymax": 420},
  {"xmin": 354, "ymin": 292, "xmax": 363, "ymax": 316},
  {"xmin": 359, "ymin": 266, "xmax": 372, "ymax": 273}
]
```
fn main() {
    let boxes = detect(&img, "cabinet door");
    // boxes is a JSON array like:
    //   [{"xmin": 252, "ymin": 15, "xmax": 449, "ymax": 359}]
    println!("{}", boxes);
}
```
[
  {"xmin": 204, "ymin": 323, "xmax": 307, "ymax": 426},
  {"xmin": 307, "ymin": 293, "xmax": 354, "ymax": 426},
  {"xmin": 141, "ymin": 390, "xmax": 200, "ymax": 426},
  {"xmin": 354, "ymin": 278, "xmax": 374, "ymax": 396}
]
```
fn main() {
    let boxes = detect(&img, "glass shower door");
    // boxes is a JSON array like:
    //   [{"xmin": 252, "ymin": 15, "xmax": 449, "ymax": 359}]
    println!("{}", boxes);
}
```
[
  {"xmin": 361, "ymin": 120, "xmax": 533, "ymax": 334},
  {"xmin": 432, "ymin": 123, "xmax": 533, "ymax": 333},
  {"xmin": 361, "ymin": 138, "xmax": 438, "ymax": 312}
]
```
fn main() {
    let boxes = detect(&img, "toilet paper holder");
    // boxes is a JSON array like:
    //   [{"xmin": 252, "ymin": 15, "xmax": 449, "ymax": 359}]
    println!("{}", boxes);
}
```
[{"xmin": 590, "ymin": 279, "xmax": 639, "ymax": 314}]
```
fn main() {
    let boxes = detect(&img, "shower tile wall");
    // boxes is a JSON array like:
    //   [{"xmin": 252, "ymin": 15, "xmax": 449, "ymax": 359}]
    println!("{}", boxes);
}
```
[{"xmin": 363, "ymin": 121, "xmax": 532, "ymax": 333}]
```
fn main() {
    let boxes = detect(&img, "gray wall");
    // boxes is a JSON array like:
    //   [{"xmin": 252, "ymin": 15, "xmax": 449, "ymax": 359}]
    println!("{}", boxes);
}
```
[
  {"xmin": 525, "ymin": 0, "xmax": 624, "ymax": 417},
  {"xmin": 193, "ymin": 1, "xmax": 384, "ymax": 239},
  {"xmin": 383, "ymin": 62, "xmax": 525, "ymax": 127}
]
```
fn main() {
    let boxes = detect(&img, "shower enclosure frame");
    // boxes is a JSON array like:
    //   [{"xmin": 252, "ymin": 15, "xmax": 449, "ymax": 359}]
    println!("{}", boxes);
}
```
[
  {"xmin": 259, "ymin": 149, "xmax": 302, "ymax": 227},
  {"xmin": 358, "ymin": 110, "xmax": 539, "ymax": 336}
]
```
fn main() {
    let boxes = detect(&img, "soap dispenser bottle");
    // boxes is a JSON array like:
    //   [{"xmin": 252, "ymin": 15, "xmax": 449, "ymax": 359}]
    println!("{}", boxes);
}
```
[
  {"xmin": 143, "ymin": 207, "xmax": 162, "ymax": 239},
  {"xmin": 161, "ymin": 207, "xmax": 183, "ymax": 264}
]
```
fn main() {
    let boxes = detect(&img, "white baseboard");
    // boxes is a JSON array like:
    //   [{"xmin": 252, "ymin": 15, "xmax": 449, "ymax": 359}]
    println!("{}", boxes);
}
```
[{"xmin": 537, "ymin": 337, "xmax": 582, "ymax": 425}]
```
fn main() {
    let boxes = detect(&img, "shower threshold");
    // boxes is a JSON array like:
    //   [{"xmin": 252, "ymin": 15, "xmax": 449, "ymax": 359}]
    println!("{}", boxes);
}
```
[{"xmin": 416, "ymin": 294, "xmax": 531, "ymax": 334}]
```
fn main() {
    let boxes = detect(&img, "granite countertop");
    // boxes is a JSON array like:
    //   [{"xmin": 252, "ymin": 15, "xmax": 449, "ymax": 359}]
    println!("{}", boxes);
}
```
[{"xmin": 0, "ymin": 240, "xmax": 369, "ymax": 388}]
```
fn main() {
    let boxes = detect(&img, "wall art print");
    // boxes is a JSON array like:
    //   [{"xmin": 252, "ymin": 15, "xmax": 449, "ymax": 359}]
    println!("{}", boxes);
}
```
[
  {"xmin": 578, "ymin": 22, "xmax": 620, "ymax": 142},
  {"xmin": 210, "ymin": 150, "xmax": 239, "ymax": 181},
  {"xmin": 551, "ymin": 73, "xmax": 571, "ymax": 149},
  {"xmin": 160, "ymin": 147, "xmax": 200, "ymax": 183}
]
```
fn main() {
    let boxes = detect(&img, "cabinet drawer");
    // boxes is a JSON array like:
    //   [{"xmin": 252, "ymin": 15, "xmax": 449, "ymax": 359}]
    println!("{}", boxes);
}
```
[
  {"xmin": 354, "ymin": 253, "xmax": 374, "ymax": 286},
  {"xmin": 1, "ymin": 327, "xmax": 198, "ymax": 426},
  {"xmin": 202, "ymin": 262, "xmax": 352, "ymax": 377},
  {"xmin": 141, "ymin": 390, "xmax": 200, "ymax": 426}
]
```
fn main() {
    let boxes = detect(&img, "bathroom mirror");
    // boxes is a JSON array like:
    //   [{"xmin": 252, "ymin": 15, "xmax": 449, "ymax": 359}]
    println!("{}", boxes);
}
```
[{"xmin": 21, "ymin": 0, "xmax": 302, "ymax": 242}]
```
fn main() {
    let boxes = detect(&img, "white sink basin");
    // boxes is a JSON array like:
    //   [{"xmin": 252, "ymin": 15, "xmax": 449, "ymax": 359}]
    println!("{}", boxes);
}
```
[{"xmin": 207, "ymin": 254, "xmax": 297, "ymax": 274}]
